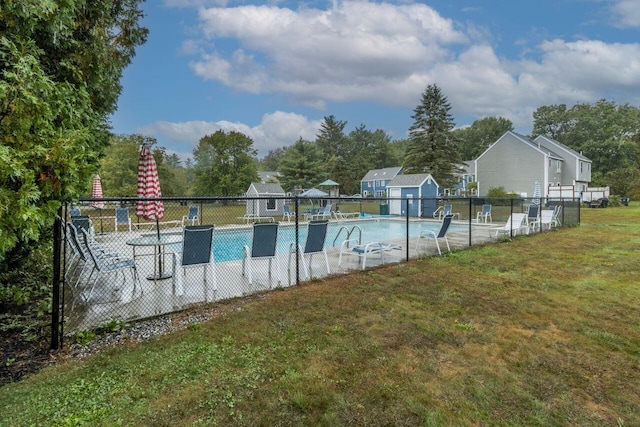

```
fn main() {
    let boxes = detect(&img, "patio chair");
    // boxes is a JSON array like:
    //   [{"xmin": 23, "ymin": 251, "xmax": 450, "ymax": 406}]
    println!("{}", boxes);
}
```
[
  {"xmin": 441, "ymin": 204, "xmax": 459, "ymax": 220},
  {"xmin": 310, "ymin": 204, "xmax": 333, "ymax": 220},
  {"xmin": 525, "ymin": 204, "xmax": 540, "ymax": 231},
  {"xmin": 172, "ymin": 225, "xmax": 216, "ymax": 301},
  {"xmin": 282, "ymin": 205, "xmax": 295, "ymax": 221},
  {"xmin": 182, "ymin": 206, "xmax": 199, "ymax": 226},
  {"xmin": 115, "ymin": 207, "xmax": 132, "ymax": 233},
  {"xmin": 71, "ymin": 215, "xmax": 94, "ymax": 237},
  {"xmin": 80, "ymin": 229, "xmax": 140, "ymax": 304},
  {"xmin": 531, "ymin": 209, "xmax": 554, "ymax": 231},
  {"xmin": 476, "ymin": 204, "xmax": 492, "ymax": 223},
  {"xmin": 288, "ymin": 220, "xmax": 330, "ymax": 284},
  {"xmin": 338, "ymin": 239, "xmax": 403, "ymax": 270},
  {"xmin": 551, "ymin": 205, "xmax": 563, "ymax": 227},
  {"xmin": 493, "ymin": 213, "xmax": 528, "ymax": 237},
  {"xmin": 242, "ymin": 222, "xmax": 281, "ymax": 287},
  {"xmin": 415, "ymin": 214, "xmax": 453, "ymax": 256}
]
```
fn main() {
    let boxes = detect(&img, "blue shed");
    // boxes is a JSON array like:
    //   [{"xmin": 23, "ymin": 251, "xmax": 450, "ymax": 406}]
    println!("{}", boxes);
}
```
[{"xmin": 386, "ymin": 173, "xmax": 439, "ymax": 217}]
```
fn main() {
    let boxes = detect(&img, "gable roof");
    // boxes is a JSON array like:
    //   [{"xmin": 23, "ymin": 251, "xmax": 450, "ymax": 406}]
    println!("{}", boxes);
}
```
[
  {"xmin": 387, "ymin": 173, "xmax": 438, "ymax": 188},
  {"xmin": 249, "ymin": 183, "xmax": 285, "ymax": 194},
  {"xmin": 477, "ymin": 131, "xmax": 564, "ymax": 162},
  {"xmin": 534, "ymin": 135, "xmax": 591, "ymax": 162},
  {"xmin": 361, "ymin": 166, "xmax": 402, "ymax": 182}
]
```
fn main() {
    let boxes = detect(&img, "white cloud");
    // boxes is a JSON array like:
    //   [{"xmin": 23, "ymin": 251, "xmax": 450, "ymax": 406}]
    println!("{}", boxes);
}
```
[
  {"xmin": 610, "ymin": 0, "xmax": 640, "ymax": 28},
  {"xmin": 190, "ymin": 1, "xmax": 467, "ymax": 105},
  {"xmin": 175, "ymin": 0, "xmax": 640, "ymax": 132},
  {"xmin": 137, "ymin": 111, "xmax": 322, "ymax": 159}
]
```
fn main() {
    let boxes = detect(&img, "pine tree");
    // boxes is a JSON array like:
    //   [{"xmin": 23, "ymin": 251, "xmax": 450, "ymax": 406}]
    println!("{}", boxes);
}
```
[{"xmin": 404, "ymin": 84, "xmax": 461, "ymax": 187}]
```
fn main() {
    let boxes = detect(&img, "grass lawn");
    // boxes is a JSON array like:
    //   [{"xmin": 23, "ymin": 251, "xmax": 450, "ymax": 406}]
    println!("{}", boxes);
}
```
[{"xmin": 2, "ymin": 205, "xmax": 639, "ymax": 425}]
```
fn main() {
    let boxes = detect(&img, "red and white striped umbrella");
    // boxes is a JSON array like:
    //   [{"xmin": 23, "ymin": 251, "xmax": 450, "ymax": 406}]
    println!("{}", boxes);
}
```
[
  {"xmin": 136, "ymin": 145, "xmax": 164, "ymax": 221},
  {"xmin": 90, "ymin": 175, "xmax": 105, "ymax": 209}
]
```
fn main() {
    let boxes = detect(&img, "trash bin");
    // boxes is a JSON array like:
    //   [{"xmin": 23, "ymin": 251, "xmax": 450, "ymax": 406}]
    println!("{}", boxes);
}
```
[
  {"xmin": 620, "ymin": 197, "xmax": 629, "ymax": 206},
  {"xmin": 380, "ymin": 203, "xmax": 389, "ymax": 215}
]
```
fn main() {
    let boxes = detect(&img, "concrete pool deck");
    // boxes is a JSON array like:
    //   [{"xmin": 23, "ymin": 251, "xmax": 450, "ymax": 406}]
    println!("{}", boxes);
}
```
[{"xmin": 63, "ymin": 217, "xmax": 502, "ymax": 332}]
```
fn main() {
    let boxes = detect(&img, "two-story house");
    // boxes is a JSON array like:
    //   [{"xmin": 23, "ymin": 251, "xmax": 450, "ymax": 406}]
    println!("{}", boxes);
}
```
[{"xmin": 360, "ymin": 167, "xmax": 402, "ymax": 198}]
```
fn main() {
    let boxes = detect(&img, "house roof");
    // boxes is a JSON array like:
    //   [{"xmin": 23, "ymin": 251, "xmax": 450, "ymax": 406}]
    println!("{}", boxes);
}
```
[
  {"xmin": 513, "ymin": 132, "xmax": 564, "ymax": 160},
  {"xmin": 318, "ymin": 179, "xmax": 340, "ymax": 186},
  {"xmin": 387, "ymin": 173, "xmax": 437, "ymax": 187},
  {"xmin": 249, "ymin": 183, "xmax": 285, "ymax": 194},
  {"xmin": 361, "ymin": 166, "xmax": 402, "ymax": 182},
  {"xmin": 477, "ymin": 131, "xmax": 565, "ymax": 162},
  {"xmin": 534, "ymin": 135, "xmax": 591, "ymax": 162}
]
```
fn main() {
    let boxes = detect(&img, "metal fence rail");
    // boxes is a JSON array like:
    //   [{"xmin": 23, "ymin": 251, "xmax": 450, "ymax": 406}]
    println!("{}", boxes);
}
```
[{"xmin": 51, "ymin": 196, "xmax": 580, "ymax": 348}]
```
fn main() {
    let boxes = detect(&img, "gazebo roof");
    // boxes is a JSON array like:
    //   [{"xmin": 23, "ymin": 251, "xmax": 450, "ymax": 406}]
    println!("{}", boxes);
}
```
[{"xmin": 318, "ymin": 179, "xmax": 340, "ymax": 186}]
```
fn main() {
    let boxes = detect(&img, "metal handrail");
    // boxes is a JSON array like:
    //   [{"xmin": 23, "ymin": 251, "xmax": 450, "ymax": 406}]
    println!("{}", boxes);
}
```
[{"xmin": 332, "ymin": 225, "xmax": 362, "ymax": 247}]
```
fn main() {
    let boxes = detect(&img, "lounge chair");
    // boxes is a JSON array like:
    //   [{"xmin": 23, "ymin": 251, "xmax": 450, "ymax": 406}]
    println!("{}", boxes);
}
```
[
  {"xmin": 71, "ymin": 215, "xmax": 94, "ymax": 237},
  {"xmin": 115, "ymin": 207, "xmax": 132, "ymax": 233},
  {"xmin": 493, "ymin": 213, "xmax": 528, "ymax": 237},
  {"xmin": 338, "ymin": 239, "xmax": 403, "ymax": 270},
  {"xmin": 531, "ymin": 209, "xmax": 554, "ymax": 231},
  {"xmin": 288, "ymin": 220, "xmax": 330, "ymax": 284},
  {"xmin": 182, "ymin": 206, "xmax": 199, "ymax": 226},
  {"xmin": 242, "ymin": 222, "xmax": 281, "ymax": 287},
  {"xmin": 172, "ymin": 225, "xmax": 216, "ymax": 301},
  {"xmin": 476, "ymin": 204, "xmax": 492, "ymax": 223},
  {"xmin": 415, "ymin": 214, "xmax": 453, "ymax": 256},
  {"xmin": 551, "ymin": 205, "xmax": 562, "ymax": 227},
  {"xmin": 80, "ymin": 229, "xmax": 140, "ymax": 304},
  {"xmin": 310, "ymin": 204, "xmax": 333, "ymax": 220}
]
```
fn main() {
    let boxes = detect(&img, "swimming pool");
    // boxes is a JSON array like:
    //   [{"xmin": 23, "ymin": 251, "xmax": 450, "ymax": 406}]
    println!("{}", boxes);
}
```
[{"xmin": 181, "ymin": 219, "xmax": 464, "ymax": 263}]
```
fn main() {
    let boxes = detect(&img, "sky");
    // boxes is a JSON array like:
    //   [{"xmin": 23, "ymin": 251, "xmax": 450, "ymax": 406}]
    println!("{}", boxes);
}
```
[{"xmin": 109, "ymin": 0, "xmax": 640, "ymax": 161}]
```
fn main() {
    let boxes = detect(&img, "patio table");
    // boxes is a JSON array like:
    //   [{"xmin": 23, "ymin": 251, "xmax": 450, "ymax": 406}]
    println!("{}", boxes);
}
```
[{"xmin": 126, "ymin": 233, "xmax": 182, "ymax": 281}]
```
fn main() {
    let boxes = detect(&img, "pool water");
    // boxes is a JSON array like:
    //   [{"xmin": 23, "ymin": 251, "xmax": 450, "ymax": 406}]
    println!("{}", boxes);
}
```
[{"xmin": 175, "ymin": 219, "xmax": 463, "ymax": 263}]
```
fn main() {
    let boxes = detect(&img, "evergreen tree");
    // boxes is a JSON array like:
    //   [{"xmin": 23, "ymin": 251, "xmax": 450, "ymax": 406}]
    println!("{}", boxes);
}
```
[
  {"xmin": 279, "ymin": 138, "xmax": 326, "ymax": 191},
  {"xmin": 0, "ymin": 1, "xmax": 147, "ymax": 264},
  {"xmin": 404, "ymin": 84, "xmax": 461, "ymax": 187}
]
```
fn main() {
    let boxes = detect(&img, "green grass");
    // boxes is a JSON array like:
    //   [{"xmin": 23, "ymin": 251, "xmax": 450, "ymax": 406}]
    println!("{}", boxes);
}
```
[{"xmin": 3, "ymin": 204, "xmax": 640, "ymax": 425}]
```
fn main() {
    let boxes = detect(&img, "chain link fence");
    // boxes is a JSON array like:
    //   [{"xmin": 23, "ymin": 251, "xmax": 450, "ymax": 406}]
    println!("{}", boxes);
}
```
[{"xmin": 51, "ymin": 196, "xmax": 580, "ymax": 347}]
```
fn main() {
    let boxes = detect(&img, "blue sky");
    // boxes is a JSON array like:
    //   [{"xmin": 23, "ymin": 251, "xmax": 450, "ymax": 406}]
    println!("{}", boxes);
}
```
[{"xmin": 110, "ymin": 0, "xmax": 640, "ymax": 161}]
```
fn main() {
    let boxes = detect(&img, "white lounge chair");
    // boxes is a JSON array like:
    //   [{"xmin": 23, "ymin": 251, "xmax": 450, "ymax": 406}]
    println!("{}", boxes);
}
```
[
  {"xmin": 493, "ymin": 213, "xmax": 528, "ymax": 237},
  {"xmin": 338, "ymin": 239, "xmax": 403, "ymax": 270}
]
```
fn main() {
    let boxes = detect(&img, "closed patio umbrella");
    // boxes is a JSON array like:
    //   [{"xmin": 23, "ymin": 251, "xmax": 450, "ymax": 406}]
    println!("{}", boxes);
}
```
[
  {"xmin": 533, "ymin": 180, "xmax": 541, "ymax": 206},
  {"xmin": 136, "ymin": 144, "xmax": 164, "ymax": 239},
  {"xmin": 91, "ymin": 175, "xmax": 105, "ymax": 233}
]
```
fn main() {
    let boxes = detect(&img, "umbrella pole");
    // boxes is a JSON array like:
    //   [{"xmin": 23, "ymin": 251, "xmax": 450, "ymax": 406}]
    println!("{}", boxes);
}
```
[{"xmin": 156, "ymin": 218, "xmax": 163, "ymax": 277}]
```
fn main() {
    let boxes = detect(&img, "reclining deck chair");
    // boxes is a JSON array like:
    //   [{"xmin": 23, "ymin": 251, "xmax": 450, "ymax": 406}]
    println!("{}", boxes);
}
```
[
  {"xmin": 338, "ymin": 240, "xmax": 403, "ymax": 270},
  {"xmin": 182, "ymin": 206, "xmax": 199, "ymax": 226},
  {"xmin": 310, "ymin": 204, "xmax": 333, "ymax": 220},
  {"xmin": 415, "ymin": 214, "xmax": 453, "ymax": 256},
  {"xmin": 172, "ymin": 225, "xmax": 216, "ymax": 301},
  {"xmin": 493, "ymin": 213, "xmax": 528, "ymax": 237},
  {"xmin": 242, "ymin": 222, "xmax": 281, "ymax": 287},
  {"xmin": 288, "ymin": 220, "xmax": 330, "ymax": 284}
]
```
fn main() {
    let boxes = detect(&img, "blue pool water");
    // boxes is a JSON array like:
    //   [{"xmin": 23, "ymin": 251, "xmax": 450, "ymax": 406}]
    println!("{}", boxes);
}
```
[{"xmin": 180, "ymin": 219, "xmax": 464, "ymax": 263}]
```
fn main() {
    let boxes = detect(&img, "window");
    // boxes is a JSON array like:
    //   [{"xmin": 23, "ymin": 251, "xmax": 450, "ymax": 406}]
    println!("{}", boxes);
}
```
[
  {"xmin": 266, "ymin": 199, "xmax": 276, "ymax": 210},
  {"xmin": 557, "ymin": 160, "xmax": 561, "ymax": 173},
  {"xmin": 375, "ymin": 190, "xmax": 386, "ymax": 198},
  {"xmin": 375, "ymin": 180, "xmax": 381, "ymax": 188},
  {"xmin": 580, "ymin": 163, "xmax": 583, "ymax": 173}
]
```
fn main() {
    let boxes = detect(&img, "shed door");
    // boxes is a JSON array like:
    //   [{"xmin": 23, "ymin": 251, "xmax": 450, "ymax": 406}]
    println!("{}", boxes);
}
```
[{"xmin": 389, "ymin": 188, "xmax": 401, "ymax": 215}]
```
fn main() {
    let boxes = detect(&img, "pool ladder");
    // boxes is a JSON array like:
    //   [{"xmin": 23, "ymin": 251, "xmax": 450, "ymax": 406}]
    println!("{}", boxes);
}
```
[{"xmin": 333, "ymin": 225, "xmax": 362, "ymax": 247}]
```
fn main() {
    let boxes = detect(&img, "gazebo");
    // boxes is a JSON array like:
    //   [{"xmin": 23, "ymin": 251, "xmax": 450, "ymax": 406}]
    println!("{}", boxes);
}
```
[{"xmin": 318, "ymin": 179, "xmax": 340, "ymax": 198}]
